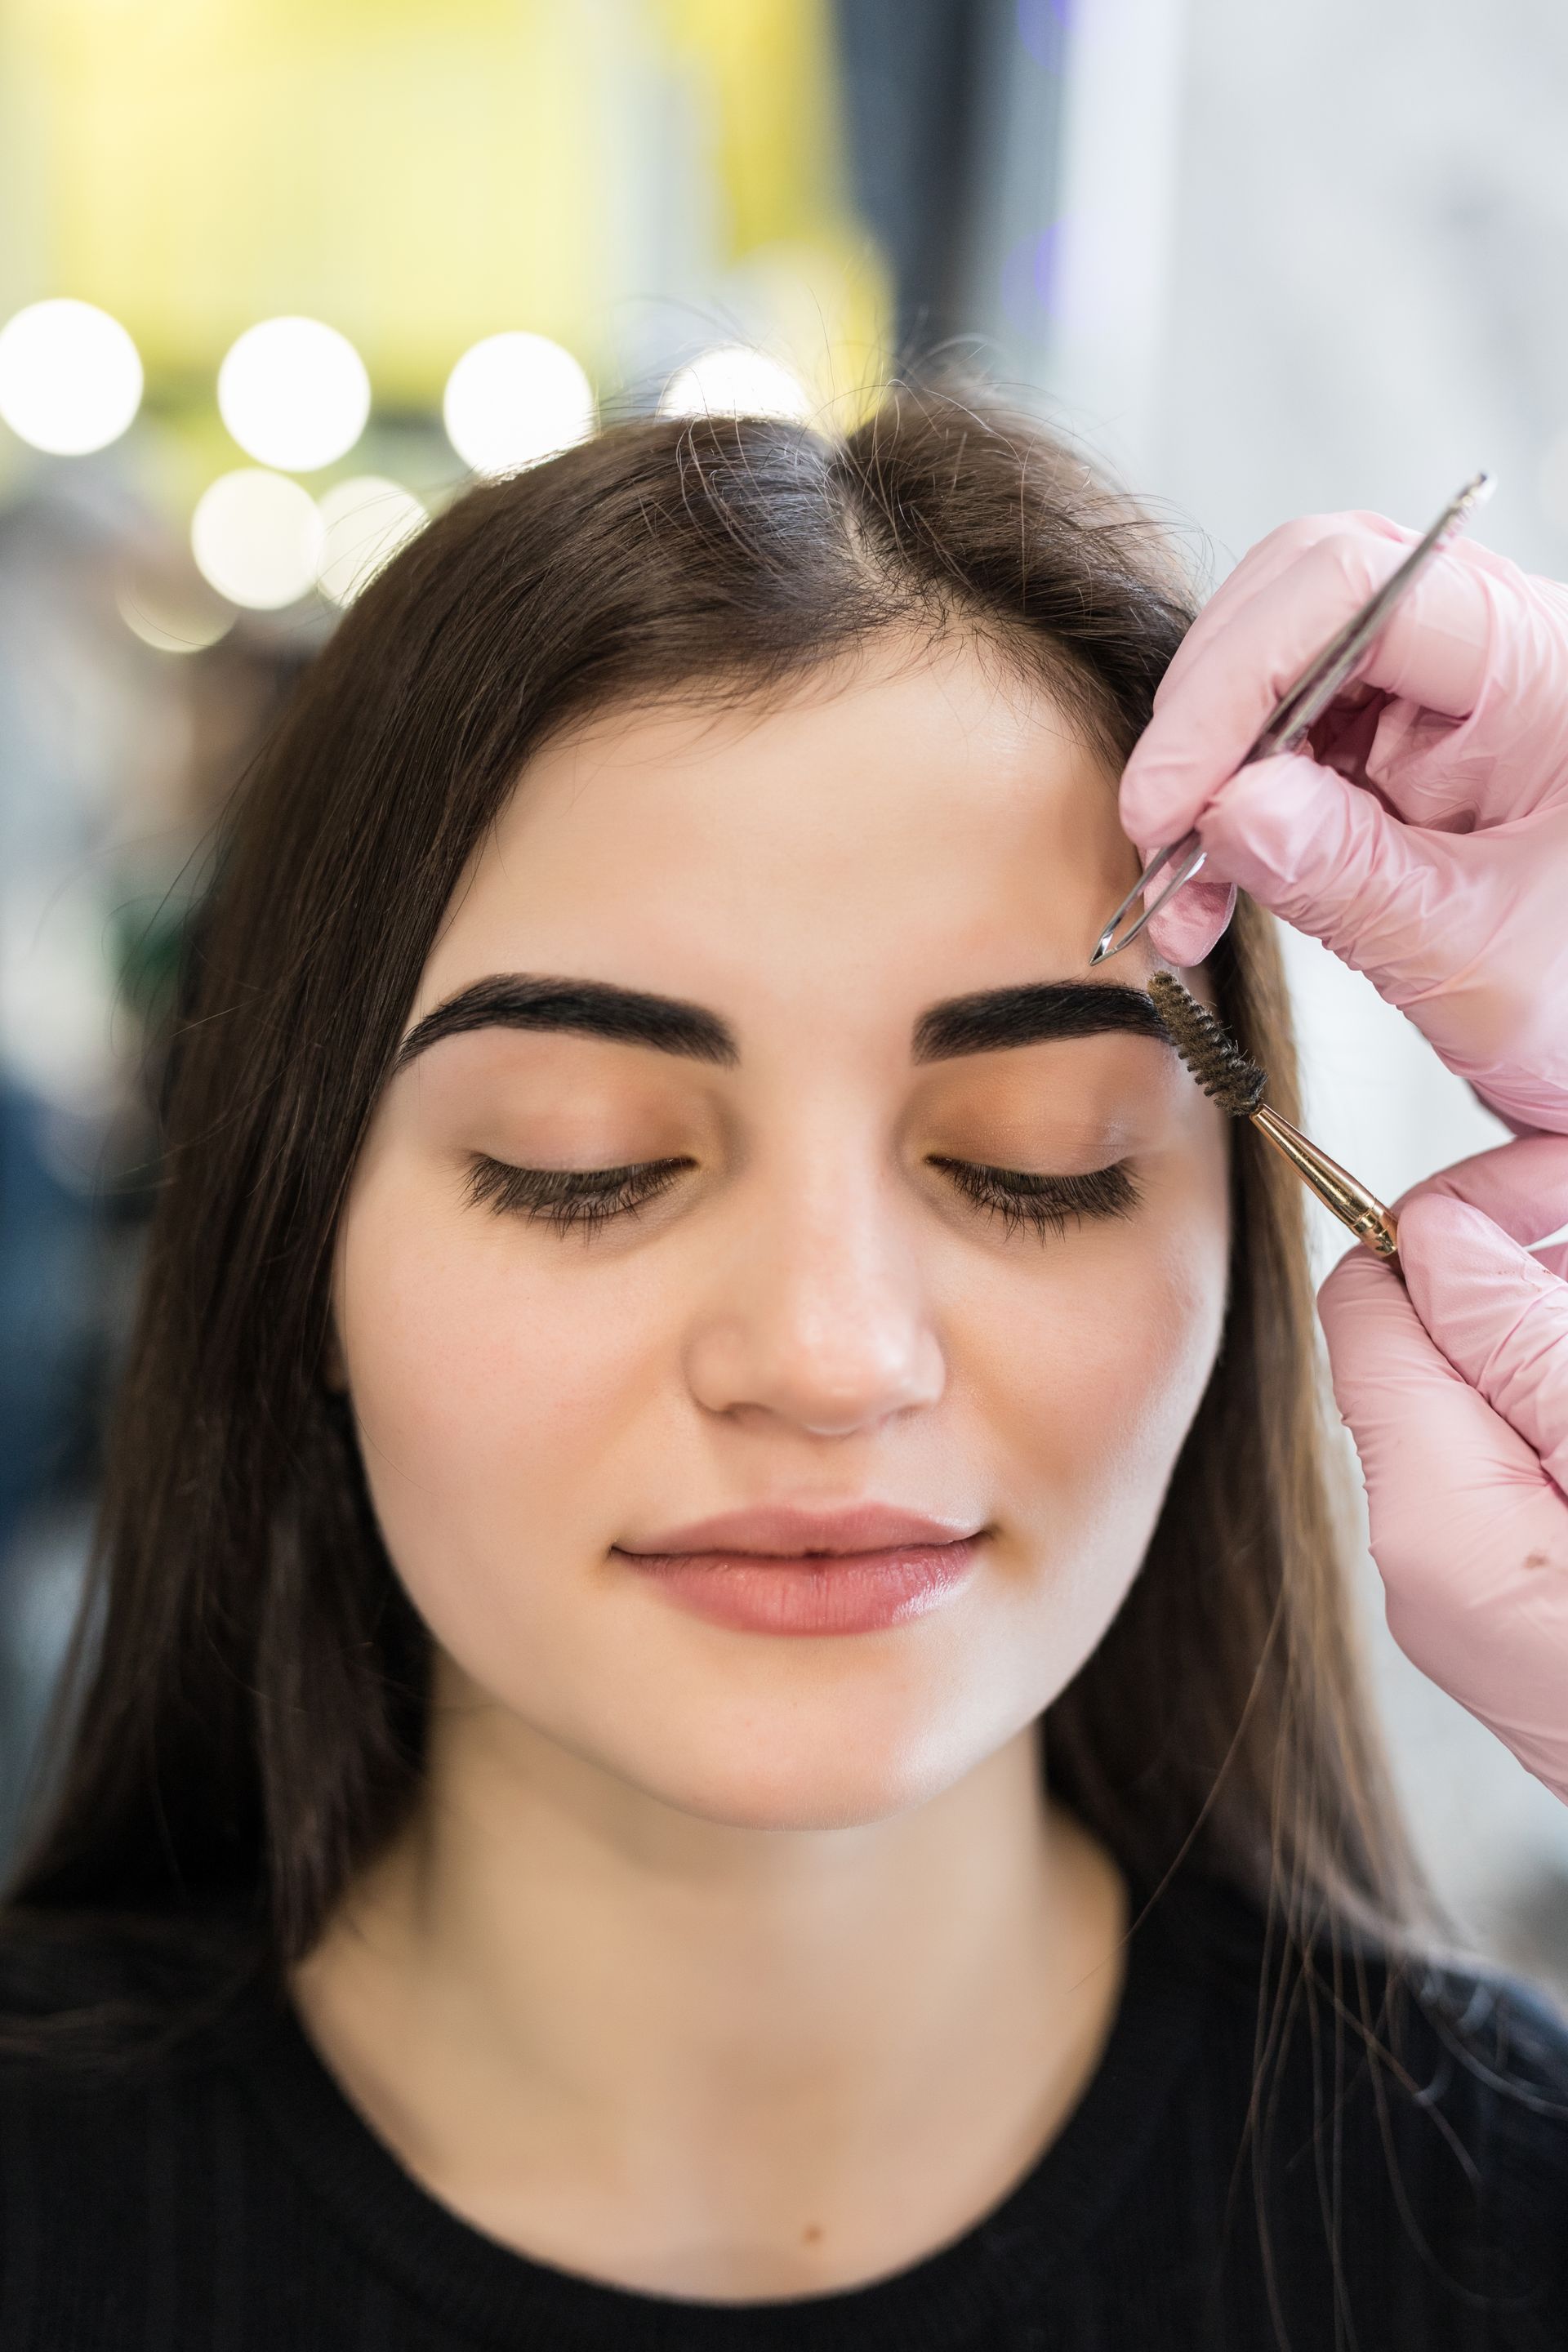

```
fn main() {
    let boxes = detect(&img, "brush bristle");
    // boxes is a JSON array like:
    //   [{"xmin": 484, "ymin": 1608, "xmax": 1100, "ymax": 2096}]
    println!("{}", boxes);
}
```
[{"xmin": 1147, "ymin": 971, "xmax": 1267, "ymax": 1118}]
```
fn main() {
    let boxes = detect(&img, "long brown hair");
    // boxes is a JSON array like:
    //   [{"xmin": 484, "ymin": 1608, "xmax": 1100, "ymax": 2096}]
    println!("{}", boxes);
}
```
[{"xmin": 7, "ymin": 387, "xmax": 1424, "ymax": 1978}]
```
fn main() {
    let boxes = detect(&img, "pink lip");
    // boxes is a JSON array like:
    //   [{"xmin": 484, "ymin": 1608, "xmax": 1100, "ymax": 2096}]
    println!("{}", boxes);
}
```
[{"xmin": 612, "ymin": 1503, "xmax": 987, "ymax": 1637}]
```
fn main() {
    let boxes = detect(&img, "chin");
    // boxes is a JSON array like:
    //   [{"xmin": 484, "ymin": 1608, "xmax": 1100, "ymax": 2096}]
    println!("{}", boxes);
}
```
[
  {"xmin": 651, "ymin": 1765, "xmax": 947, "ymax": 1835},
  {"xmin": 607, "ymin": 1700, "xmax": 1000, "ymax": 1834}
]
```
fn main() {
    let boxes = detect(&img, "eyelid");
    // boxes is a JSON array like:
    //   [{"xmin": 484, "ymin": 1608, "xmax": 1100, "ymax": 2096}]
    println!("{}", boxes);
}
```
[
  {"xmin": 465, "ymin": 1148, "xmax": 1142, "ymax": 1245},
  {"xmin": 465, "ymin": 1152, "xmax": 693, "ymax": 1236},
  {"xmin": 927, "ymin": 1155, "xmax": 1141, "ymax": 1240}
]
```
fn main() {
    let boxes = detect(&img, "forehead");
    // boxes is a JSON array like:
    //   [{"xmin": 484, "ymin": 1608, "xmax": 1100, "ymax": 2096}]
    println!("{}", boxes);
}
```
[{"xmin": 416, "ymin": 639, "xmax": 1149, "ymax": 1020}]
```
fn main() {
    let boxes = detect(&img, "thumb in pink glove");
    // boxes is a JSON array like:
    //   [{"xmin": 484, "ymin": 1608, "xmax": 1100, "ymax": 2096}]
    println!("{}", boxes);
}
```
[
  {"xmin": 1317, "ymin": 1134, "xmax": 1568, "ymax": 1804},
  {"xmin": 1118, "ymin": 514, "xmax": 1568, "ymax": 1136}
]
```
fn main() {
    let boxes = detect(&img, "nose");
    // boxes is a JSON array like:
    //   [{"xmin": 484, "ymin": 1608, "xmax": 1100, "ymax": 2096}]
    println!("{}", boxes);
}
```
[{"xmin": 684, "ymin": 1156, "xmax": 947, "ymax": 1437}]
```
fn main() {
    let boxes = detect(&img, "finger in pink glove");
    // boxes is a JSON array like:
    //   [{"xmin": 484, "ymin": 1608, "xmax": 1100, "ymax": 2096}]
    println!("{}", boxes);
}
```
[
  {"xmin": 1117, "ymin": 517, "xmax": 1568, "ymax": 1134},
  {"xmin": 1317, "ymin": 1134, "xmax": 1568, "ymax": 1803}
]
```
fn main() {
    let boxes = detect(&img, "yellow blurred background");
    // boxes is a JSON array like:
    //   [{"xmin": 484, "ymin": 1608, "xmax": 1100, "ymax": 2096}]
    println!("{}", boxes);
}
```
[{"xmin": 2, "ymin": 0, "xmax": 889, "ymax": 510}]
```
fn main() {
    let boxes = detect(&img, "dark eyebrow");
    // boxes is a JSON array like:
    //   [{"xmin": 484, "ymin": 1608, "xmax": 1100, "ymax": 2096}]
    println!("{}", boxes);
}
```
[
  {"xmin": 395, "ymin": 972, "xmax": 1169, "ymax": 1076},
  {"xmin": 911, "ymin": 979, "xmax": 1169, "ymax": 1062},
  {"xmin": 395, "ymin": 974, "xmax": 738, "ymax": 1071}
]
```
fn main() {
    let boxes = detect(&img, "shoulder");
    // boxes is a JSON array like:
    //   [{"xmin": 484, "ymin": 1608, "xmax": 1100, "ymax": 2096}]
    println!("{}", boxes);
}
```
[
  {"xmin": 0, "ymin": 1913, "xmax": 286, "ymax": 2332},
  {"xmin": 1160, "ymin": 1862, "xmax": 1568, "ymax": 2118},
  {"xmin": 0, "ymin": 1908, "xmax": 265, "ymax": 2081},
  {"xmin": 1256, "ymin": 1869, "xmax": 1557, "ymax": 2043},
  {"xmin": 1148, "ymin": 1868, "xmax": 1568, "ymax": 2320}
]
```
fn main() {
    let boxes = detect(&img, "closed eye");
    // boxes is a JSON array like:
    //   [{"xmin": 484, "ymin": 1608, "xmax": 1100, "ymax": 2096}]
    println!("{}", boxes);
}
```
[
  {"xmin": 466, "ymin": 1151, "xmax": 1140, "ymax": 1242},
  {"xmin": 465, "ymin": 1154, "xmax": 693, "ymax": 1236},
  {"xmin": 926, "ymin": 1156, "xmax": 1141, "ymax": 1240}
]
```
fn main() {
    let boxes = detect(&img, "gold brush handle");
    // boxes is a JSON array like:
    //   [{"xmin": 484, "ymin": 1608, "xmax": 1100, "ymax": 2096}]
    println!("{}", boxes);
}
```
[{"xmin": 1251, "ymin": 1106, "xmax": 1400, "ymax": 1262}]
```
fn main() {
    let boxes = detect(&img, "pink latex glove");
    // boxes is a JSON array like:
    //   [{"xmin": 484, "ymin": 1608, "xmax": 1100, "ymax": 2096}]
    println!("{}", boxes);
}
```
[
  {"xmin": 1318, "ymin": 1135, "xmax": 1568, "ymax": 1806},
  {"xmin": 1118, "ymin": 513, "xmax": 1568, "ymax": 1134}
]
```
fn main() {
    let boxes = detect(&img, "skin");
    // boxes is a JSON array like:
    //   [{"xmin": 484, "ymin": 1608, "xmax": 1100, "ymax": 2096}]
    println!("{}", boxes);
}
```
[{"xmin": 297, "ymin": 635, "xmax": 1231, "ymax": 2301}]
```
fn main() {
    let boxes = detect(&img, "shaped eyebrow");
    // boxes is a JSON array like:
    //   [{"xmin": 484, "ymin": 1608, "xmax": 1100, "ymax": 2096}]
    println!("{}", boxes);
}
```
[
  {"xmin": 394, "ymin": 972, "xmax": 1169, "ymax": 1073},
  {"xmin": 395, "ymin": 975, "xmax": 737, "ymax": 1071},
  {"xmin": 910, "ymin": 978, "xmax": 1170, "ymax": 1061}
]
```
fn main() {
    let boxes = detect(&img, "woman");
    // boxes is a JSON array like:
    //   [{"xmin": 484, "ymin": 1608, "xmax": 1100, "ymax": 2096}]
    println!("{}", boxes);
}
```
[{"xmin": 2, "ymin": 391, "xmax": 1565, "ymax": 2348}]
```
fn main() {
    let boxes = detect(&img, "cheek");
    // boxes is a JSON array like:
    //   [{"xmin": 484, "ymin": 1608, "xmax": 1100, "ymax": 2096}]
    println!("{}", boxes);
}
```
[
  {"xmin": 960, "ymin": 1185, "xmax": 1228, "ymax": 1592},
  {"xmin": 334, "ymin": 1169, "xmax": 657, "ymax": 1592}
]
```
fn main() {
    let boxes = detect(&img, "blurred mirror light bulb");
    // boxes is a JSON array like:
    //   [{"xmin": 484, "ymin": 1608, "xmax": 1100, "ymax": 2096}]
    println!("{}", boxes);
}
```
[
  {"xmin": 316, "ymin": 475, "xmax": 426, "ymax": 605},
  {"xmin": 218, "ymin": 317, "xmax": 371, "ymax": 473},
  {"xmin": 0, "ymin": 298, "xmax": 143, "ymax": 455},
  {"xmin": 658, "ymin": 345, "xmax": 813, "ymax": 424},
  {"xmin": 191, "ymin": 469, "xmax": 324, "ymax": 610},
  {"xmin": 117, "ymin": 581, "xmax": 234, "ymax": 655},
  {"xmin": 443, "ymin": 332, "xmax": 595, "ymax": 474},
  {"xmin": 116, "ymin": 534, "xmax": 235, "ymax": 657}
]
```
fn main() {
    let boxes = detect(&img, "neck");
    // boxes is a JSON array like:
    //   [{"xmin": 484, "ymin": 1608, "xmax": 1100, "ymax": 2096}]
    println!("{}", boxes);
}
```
[{"xmin": 295, "ymin": 1669, "xmax": 1129, "ymax": 2300}]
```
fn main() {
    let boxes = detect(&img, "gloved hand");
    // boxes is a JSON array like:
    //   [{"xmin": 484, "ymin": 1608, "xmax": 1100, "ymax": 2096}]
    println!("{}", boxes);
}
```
[
  {"xmin": 1317, "ymin": 1134, "xmax": 1568, "ymax": 1806},
  {"xmin": 1118, "ymin": 513, "xmax": 1568, "ymax": 1135}
]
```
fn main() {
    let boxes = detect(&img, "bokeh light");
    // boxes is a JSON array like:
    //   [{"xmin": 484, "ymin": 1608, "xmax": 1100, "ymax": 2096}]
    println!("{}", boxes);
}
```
[
  {"xmin": 657, "ymin": 345, "xmax": 813, "ymax": 423},
  {"xmin": 116, "ymin": 581, "xmax": 235, "ymax": 655},
  {"xmin": 190, "ymin": 469, "xmax": 324, "ymax": 609},
  {"xmin": 0, "ymin": 298, "xmax": 144, "ymax": 456},
  {"xmin": 217, "ymin": 317, "xmax": 372, "ymax": 472},
  {"xmin": 442, "ymin": 332, "xmax": 596, "ymax": 474},
  {"xmin": 315, "ymin": 475, "xmax": 427, "ymax": 605}
]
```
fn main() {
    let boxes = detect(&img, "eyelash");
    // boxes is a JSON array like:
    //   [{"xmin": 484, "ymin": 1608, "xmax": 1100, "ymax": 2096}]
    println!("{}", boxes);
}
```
[
  {"xmin": 465, "ymin": 1156, "xmax": 693, "ymax": 1237},
  {"xmin": 465, "ymin": 1152, "xmax": 1140, "ymax": 1242},
  {"xmin": 924, "ymin": 1156, "xmax": 1140, "ymax": 1240}
]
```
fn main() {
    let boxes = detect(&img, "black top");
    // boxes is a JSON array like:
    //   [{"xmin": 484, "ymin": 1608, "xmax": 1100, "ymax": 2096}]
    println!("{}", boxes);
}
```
[{"xmin": 2, "ymin": 1868, "xmax": 1567, "ymax": 2350}]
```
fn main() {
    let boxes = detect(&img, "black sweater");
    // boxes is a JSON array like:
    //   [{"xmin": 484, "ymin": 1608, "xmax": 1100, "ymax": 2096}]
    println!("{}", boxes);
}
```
[{"xmin": 2, "ymin": 1869, "xmax": 1566, "ymax": 2350}]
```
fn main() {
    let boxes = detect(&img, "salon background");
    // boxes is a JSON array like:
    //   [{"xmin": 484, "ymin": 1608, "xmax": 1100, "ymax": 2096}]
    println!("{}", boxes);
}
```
[{"xmin": 2, "ymin": 0, "xmax": 1565, "ymax": 1990}]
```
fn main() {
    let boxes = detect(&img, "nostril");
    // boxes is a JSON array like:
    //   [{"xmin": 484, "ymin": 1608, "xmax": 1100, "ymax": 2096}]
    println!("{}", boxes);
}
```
[
  {"xmin": 683, "ymin": 1241, "xmax": 947, "ymax": 1430},
  {"xmin": 703, "ymin": 1350, "xmax": 943, "ymax": 1440}
]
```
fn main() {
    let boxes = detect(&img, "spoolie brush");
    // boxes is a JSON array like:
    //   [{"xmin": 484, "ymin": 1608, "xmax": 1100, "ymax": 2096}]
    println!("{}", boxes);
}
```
[{"xmin": 1147, "ymin": 971, "xmax": 1399, "ymax": 1263}]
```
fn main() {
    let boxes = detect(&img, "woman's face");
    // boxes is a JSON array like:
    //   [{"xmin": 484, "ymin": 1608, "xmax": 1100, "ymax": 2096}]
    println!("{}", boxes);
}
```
[{"xmin": 334, "ymin": 639, "xmax": 1229, "ymax": 1829}]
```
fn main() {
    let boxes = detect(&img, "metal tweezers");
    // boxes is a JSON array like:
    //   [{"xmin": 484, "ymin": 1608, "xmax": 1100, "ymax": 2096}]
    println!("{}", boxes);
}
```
[{"xmin": 1089, "ymin": 470, "xmax": 1497, "ymax": 964}]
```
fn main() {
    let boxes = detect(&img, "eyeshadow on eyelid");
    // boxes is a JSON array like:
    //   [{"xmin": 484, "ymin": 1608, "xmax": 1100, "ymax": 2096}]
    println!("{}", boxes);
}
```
[
  {"xmin": 460, "ymin": 1126, "xmax": 675, "ymax": 1169},
  {"xmin": 933, "ymin": 1100, "xmax": 1160, "ymax": 1151},
  {"xmin": 412, "ymin": 1071, "xmax": 688, "ymax": 1147},
  {"xmin": 404, "ymin": 1034, "xmax": 677, "ymax": 1116},
  {"xmin": 929, "ymin": 1064, "xmax": 1189, "ymax": 1143}
]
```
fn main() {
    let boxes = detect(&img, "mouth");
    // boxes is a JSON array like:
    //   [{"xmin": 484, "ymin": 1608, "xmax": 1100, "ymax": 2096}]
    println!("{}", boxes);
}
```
[{"xmin": 611, "ymin": 1503, "xmax": 989, "ymax": 1637}]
